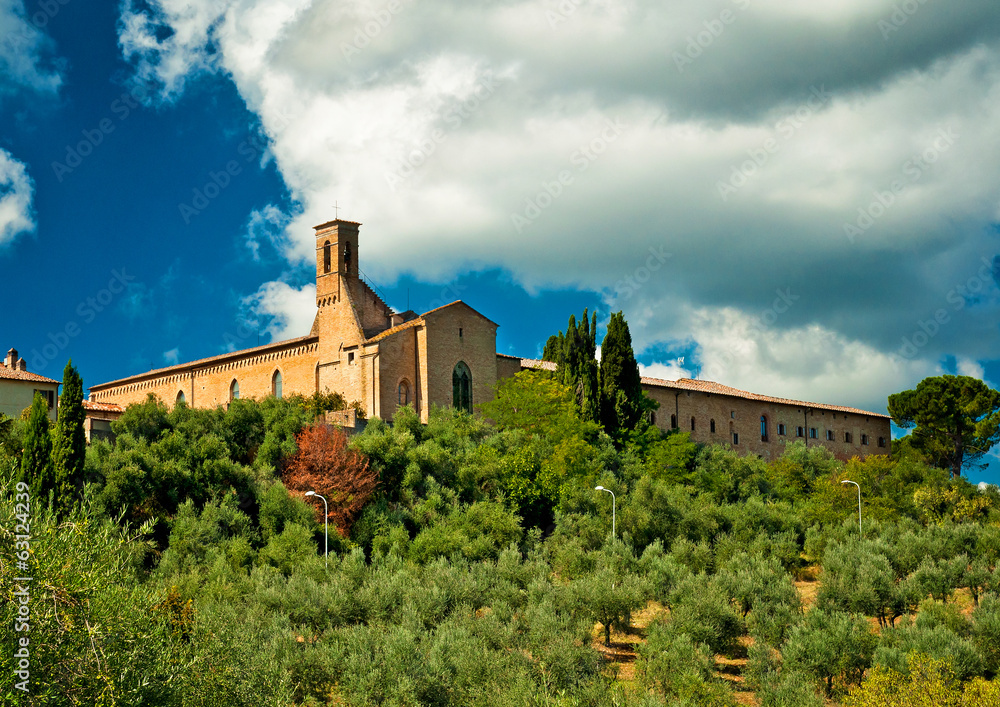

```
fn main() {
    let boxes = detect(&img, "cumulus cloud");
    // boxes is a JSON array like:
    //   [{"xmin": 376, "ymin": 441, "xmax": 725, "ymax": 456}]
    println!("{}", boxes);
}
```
[
  {"xmin": 244, "ymin": 279, "xmax": 316, "ymax": 342},
  {"xmin": 0, "ymin": 0, "xmax": 62, "ymax": 95},
  {"xmin": 119, "ymin": 0, "xmax": 1000, "ymax": 408},
  {"xmin": 0, "ymin": 149, "xmax": 35, "ymax": 247}
]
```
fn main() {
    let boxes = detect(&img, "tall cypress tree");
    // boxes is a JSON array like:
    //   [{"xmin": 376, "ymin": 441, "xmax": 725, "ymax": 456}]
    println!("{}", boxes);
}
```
[
  {"xmin": 52, "ymin": 360, "xmax": 86, "ymax": 515},
  {"xmin": 21, "ymin": 392, "xmax": 54, "ymax": 503},
  {"xmin": 599, "ymin": 311, "xmax": 644, "ymax": 440},
  {"xmin": 543, "ymin": 308, "xmax": 599, "ymax": 422}
]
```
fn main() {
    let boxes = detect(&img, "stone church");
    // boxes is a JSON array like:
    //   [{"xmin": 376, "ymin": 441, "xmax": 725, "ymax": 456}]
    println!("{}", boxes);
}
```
[
  {"xmin": 89, "ymin": 218, "xmax": 891, "ymax": 460},
  {"xmin": 91, "ymin": 219, "xmax": 519, "ymax": 423}
]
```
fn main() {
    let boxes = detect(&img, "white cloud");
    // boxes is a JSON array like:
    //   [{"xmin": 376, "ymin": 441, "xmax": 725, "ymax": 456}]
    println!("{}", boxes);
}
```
[
  {"xmin": 244, "ymin": 279, "xmax": 316, "ymax": 342},
  {"xmin": 639, "ymin": 359, "xmax": 693, "ymax": 382},
  {"xmin": 0, "ymin": 0, "xmax": 62, "ymax": 95},
  {"xmin": 163, "ymin": 347, "xmax": 181, "ymax": 365},
  {"xmin": 0, "ymin": 148, "xmax": 35, "ymax": 247},
  {"xmin": 119, "ymin": 0, "xmax": 1000, "ymax": 407},
  {"xmin": 957, "ymin": 357, "xmax": 986, "ymax": 380}
]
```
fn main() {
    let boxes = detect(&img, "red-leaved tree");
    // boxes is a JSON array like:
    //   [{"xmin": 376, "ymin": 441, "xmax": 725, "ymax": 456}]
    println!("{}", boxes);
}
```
[{"xmin": 282, "ymin": 424, "xmax": 378, "ymax": 536}]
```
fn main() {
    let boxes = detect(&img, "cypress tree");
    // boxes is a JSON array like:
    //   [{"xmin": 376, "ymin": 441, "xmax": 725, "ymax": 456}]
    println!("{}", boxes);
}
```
[
  {"xmin": 52, "ymin": 360, "xmax": 86, "ymax": 515},
  {"xmin": 599, "ymin": 311, "xmax": 644, "ymax": 440},
  {"xmin": 543, "ymin": 308, "xmax": 600, "ymax": 422},
  {"xmin": 21, "ymin": 392, "xmax": 54, "ymax": 503}
]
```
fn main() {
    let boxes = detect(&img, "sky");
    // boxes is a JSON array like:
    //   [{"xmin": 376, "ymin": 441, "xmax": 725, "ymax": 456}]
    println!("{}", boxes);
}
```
[{"xmin": 2, "ymin": 0, "xmax": 1000, "ymax": 482}]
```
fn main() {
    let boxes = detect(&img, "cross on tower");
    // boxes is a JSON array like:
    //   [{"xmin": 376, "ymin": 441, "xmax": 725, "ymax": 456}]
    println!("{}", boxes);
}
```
[{"xmin": 333, "ymin": 201, "xmax": 340, "ymax": 219}]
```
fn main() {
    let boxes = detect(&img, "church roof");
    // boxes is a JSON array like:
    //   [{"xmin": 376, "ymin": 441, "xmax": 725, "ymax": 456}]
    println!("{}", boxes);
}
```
[
  {"xmin": 90, "ymin": 334, "xmax": 318, "ymax": 391},
  {"xmin": 365, "ymin": 301, "xmax": 499, "ymax": 344},
  {"xmin": 0, "ymin": 366, "xmax": 59, "ymax": 384},
  {"xmin": 641, "ymin": 376, "xmax": 890, "ymax": 418},
  {"xmin": 83, "ymin": 400, "xmax": 124, "ymax": 413},
  {"xmin": 517, "ymin": 357, "xmax": 886, "ymax": 418}
]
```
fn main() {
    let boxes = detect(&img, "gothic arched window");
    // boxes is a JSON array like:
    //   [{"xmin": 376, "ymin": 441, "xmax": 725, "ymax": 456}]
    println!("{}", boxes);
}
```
[
  {"xmin": 398, "ymin": 380, "xmax": 410, "ymax": 407},
  {"xmin": 452, "ymin": 362, "xmax": 472, "ymax": 413},
  {"xmin": 272, "ymin": 370, "xmax": 283, "ymax": 399},
  {"xmin": 176, "ymin": 390, "xmax": 186, "ymax": 405},
  {"xmin": 323, "ymin": 240, "xmax": 331, "ymax": 274},
  {"xmin": 230, "ymin": 379, "xmax": 240, "ymax": 402}
]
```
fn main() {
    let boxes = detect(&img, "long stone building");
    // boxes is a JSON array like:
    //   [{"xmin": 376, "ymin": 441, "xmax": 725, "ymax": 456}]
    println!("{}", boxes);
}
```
[{"xmin": 90, "ymin": 218, "xmax": 891, "ymax": 459}]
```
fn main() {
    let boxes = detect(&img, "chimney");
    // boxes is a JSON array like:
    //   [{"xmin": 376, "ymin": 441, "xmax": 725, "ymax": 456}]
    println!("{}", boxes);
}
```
[
  {"xmin": 16, "ymin": 358, "xmax": 27, "ymax": 372},
  {"xmin": 4, "ymin": 348, "xmax": 16, "ymax": 369}
]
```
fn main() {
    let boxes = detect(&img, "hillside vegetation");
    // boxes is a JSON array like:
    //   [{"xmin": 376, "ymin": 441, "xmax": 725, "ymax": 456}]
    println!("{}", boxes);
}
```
[{"xmin": 3, "ymin": 371, "xmax": 1000, "ymax": 706}]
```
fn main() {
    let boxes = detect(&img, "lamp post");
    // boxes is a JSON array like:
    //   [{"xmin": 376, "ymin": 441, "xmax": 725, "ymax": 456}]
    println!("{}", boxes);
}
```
[
  {"xmin": 595, "ymin": 486, "xmax": 616, "ymax": 538},
  {"xmin": 304, "ymin": 491, "xmax": 329, "ymax": 567},
  {"xmin": 841, "ymin": 480, "xmax": 861, "ymax": 536}
]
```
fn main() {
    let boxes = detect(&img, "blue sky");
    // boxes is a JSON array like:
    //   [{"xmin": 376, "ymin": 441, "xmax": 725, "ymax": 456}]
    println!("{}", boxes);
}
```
[{"xmin": 2, "ymin": 0, "xmax": 1000, "ymax": 483}]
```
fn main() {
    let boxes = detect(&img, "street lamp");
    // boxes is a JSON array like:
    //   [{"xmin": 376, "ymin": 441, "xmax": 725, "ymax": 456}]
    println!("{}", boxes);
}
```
[
  {"xmin": 304, "ymin": 491, "xmax": 329, "ymax": 567},
  {"xmin": 841, "ymin": 480, "xmax": 861, "ymax": 536},
  {"xmin": 595, "ymin": 486, "xmax": 616, "ymax": 538}
]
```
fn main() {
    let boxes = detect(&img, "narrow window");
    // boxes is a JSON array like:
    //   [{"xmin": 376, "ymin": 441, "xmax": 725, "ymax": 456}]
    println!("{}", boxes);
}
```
[
  {"xmin": 797, "ymin": 426, "xmax": 804, "ymax": 437},
  {"xmin": 760, "ymin": 415, "xmax": 768, "ymax": 442},
  {"xmin": 398, "ymin": 380, "xmax": 410, "ymax": 406},
  {"xmin": 778, "ymin": 423, "xmax": 786, "ymax": 436},
  {"xmin": 176, "ymin": 390, "xmax": 186, "ymax": 405},
  {"xmin": 690, "ymin": 416, "xmax": 696, "ymax": 431},
  {"xmin": 826, "ymin": 430, "xmax": 835, "ymax": 441},
  {"xmin": 459, "ymin": 327, "xmax": 463, "ymax": 338},
  {"xmin": 731, "ymin": 411, "xmax": 735, "ymax": 419},
  {"xmin": 878, "ymin": 437, "xmax": 887, "ymax": 448},
  {"xmin": 844, "ymin": 432, "xmax": 852, "ymax": 443},
  {"xmin": 670, "ymin": 414, "xmax": 677, "ymax": 429},
  {"xmin": 452, "ymin": 361, "xmax": 472, "ymax": 413},
  {"xmin": 315, "ymin": 363, "xmax": 320, "ymax": 392},
  {"xmin": 344, "ymin": 241, "xmax": 352, "ymax": 274},
  {"xmin": 348, "ymin": 352, "xmax": 355, "ymax": 364},
  {"xmin": 648, "ymin": 411, "xmax": 657, "ymax": 425},
  {"xmin": 323, "ymin": 240, "xmax": 331, "ymax": 273},
  {"xmin": 862, "ymin": 434, "xmax": 869, "ymax": 446},
  {"xmin": 272, "ymin": 370, "xmax": 283, "ymax": 399},
  {"xmin": 733, "ymin": 432, "xmax": 740, "ymax": 445},
  {"xmin": 230, "ymin": 379, "xmax": 240, "ymax": 402},
  {"xmin": 710, "ymin": 419, "xmax": 716, "ymax": 433},
  {"xmin": 810, "ymin": 427, "xmax": 817, "ymax": 439}
]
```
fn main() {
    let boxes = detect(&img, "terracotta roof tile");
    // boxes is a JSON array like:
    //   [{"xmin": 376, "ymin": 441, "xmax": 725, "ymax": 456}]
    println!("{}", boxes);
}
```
[
  {"xmin": 365, "ymin": 316, "xmax": 424, "ymax": 343},
  {"xmin": 519, "ymin": 357, "xmax": 558, "ymax": 372},
  {"xmin": 0, "ymin": 366, "xmax": 59, "ymax": 384},
  {"xmin": 641, "ymin": 376, "xmax": 889, "ymax": 418},
  {"xmin": 90, "ymin": 334, "xmax": 319, "ymax": 390},
  {"xmin": 83, "ymin": 400, "xmax": 124, "ymax": 413}
]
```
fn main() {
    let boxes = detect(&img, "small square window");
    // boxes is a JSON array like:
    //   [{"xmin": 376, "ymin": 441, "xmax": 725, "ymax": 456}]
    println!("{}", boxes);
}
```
[
  {"xmin": 348, "ymin": 352, "xmax": 355, "ymax": 364},
  {"xmin": 826, "ymin": 430, "xmax": 835, "ymax": 441},
  {"xmin": 844, "ymin": 432, "xmax": 853, "ymax": 443}
]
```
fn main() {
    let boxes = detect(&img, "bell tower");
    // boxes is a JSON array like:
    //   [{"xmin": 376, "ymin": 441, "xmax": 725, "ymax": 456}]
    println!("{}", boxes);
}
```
[{"xmin": 314, "ymin": 219, "xmax": 360, "ymax": 305}]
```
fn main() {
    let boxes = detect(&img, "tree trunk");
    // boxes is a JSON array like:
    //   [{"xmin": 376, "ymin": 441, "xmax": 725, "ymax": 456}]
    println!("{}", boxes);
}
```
[{"xmin": 605, "ymin": 623, "xmax": 611, "ymax": 647}]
